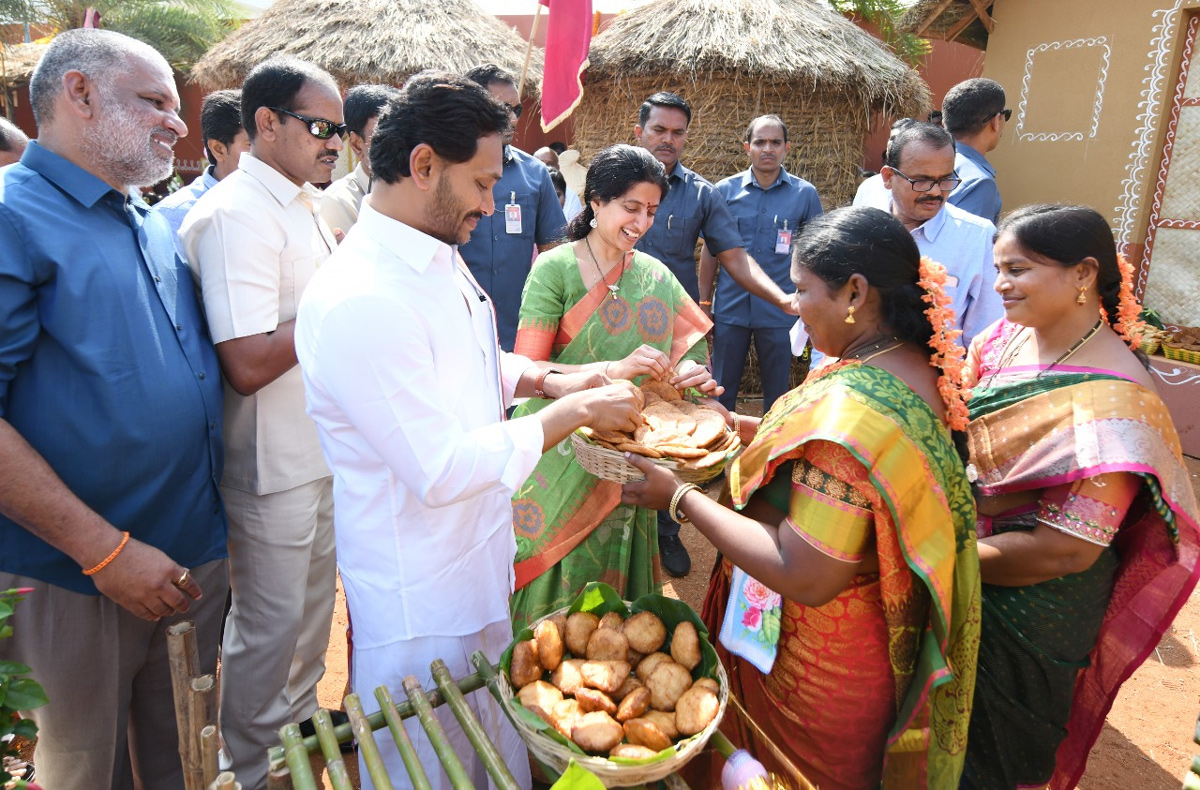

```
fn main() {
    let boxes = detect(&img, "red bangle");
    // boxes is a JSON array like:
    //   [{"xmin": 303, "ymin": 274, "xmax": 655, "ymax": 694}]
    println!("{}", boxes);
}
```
[{"xmin": 534, "ymin": 368, "xmax": 559, "ymax": 398}]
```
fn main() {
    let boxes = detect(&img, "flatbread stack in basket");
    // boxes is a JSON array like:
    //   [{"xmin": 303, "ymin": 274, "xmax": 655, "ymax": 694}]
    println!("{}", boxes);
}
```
[{"xmin": 571, "ymin": 379, "xmax": 740, "ymax": 484}]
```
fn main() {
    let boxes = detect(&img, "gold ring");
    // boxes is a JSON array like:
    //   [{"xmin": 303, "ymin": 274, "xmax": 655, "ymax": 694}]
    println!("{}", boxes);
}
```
[{"xmin": 174, "ymin": 570, "xmax": 191, "ymax": 587}]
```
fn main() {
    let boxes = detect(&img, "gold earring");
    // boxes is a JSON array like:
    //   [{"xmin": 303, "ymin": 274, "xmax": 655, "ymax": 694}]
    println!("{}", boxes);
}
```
[
  {"xmin": 845, "ymin": 305, "xmax": 856, "ymax": 324},
  {"xmin": 1076, "ymin": 286, "xmax": 1087, "ymax": 305}
]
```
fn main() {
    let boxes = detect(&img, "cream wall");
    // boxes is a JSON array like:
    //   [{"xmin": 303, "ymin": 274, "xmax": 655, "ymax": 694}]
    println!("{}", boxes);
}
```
[{"xmin": 981, "ymin": 0, "xmax": 1200, "ymax": 255}]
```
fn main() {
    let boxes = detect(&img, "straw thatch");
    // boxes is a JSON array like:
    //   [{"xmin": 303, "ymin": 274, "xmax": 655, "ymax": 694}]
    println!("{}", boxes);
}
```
[
  {"xmin": 0, "ymin": 42, "xmax": 49, "ymax": 89},
  {"xmin": 896, "ymin": 0, "xmax": 992, "ymax": 50},
  {"xmin": 575, "ymin": 0, "xmax": 930, "ymax": 208},
  {"xmin": 190, "ymin": 0, "xmax": 542, "ymax": 94},
  {"xmin": 573, "ymin": 0, "xmax": 929, "ymax": 397}
]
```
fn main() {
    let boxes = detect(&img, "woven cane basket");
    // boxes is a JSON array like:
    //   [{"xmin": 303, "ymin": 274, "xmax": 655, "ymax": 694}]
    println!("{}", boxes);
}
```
[
  {"xmin": 1163, "ymin": 345, "xmax": 1200, "ymax": 364},
  {"xmin": 569, "ymin": 431, "xmax": 734, "ymax": 485},
  {"xmin": 499, "ymin": 600, "xmax": 729, "ymax": 787}
]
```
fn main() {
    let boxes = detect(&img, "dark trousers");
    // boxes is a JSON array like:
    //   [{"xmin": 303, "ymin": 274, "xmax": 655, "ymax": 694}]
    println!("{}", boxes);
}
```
[{"xmin": 712, "ymin": 322, "xmax": 793, "ymax": 414}]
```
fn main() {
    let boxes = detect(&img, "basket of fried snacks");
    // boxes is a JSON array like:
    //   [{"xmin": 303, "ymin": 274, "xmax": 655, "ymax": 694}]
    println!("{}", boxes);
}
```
[
  {"xmin": 499, "ymin": 583, "xmax": 727, "ymax": 787},
  {"xmin": 571, "ymin": 380, "xmax": 740, "ymax": 485},
  {"xmin": 1163, "ymin": 327, "xmax": 1200, "ymax": 364}
]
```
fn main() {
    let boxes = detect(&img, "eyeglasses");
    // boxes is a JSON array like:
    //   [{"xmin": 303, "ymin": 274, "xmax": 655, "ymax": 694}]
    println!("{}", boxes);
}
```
[
  {"xmin": 505, "ymin": 103, "xmax": 524, "ymax": 119},
  {"xmin": 997, "ymin": 108, "xmax": 1012, "ymax": 122},
  {"xmin": 269, "ymin": 107, "xmax": 347, "ymax": 140},
  {"xmin": 889, "ymin": 168, "xmax": 962, "ymax": 193}
]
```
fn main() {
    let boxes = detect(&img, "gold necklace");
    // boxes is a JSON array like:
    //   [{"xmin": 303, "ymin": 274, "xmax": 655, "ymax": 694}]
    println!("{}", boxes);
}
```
[{"xmin": 584, "ymin": 236, "xmax": 624, "ymax": 300}]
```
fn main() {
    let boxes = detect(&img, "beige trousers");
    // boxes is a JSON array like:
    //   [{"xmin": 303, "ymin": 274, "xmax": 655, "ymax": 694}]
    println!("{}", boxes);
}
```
[
  {"xmin": 0, "ymin": 559, "xmax": 229, "ymax": 790},
  {"xmin": 218, "ymin": 477, "xmax": 336, "ymax": 790}
]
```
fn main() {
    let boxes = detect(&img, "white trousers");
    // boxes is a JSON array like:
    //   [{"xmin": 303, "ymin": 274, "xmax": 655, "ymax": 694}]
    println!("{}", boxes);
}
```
[
  {"xmin": 353, "ymin": 619, "xmax": 532, "ymax": 790},
  {"xmin": 218, "ymin": 477, "xmax": 336, "ymax": 790}
]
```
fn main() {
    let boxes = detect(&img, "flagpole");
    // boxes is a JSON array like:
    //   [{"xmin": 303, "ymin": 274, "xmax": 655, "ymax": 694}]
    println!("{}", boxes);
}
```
[{"xmin": 517, "ymin": 0, "xmax": 543, "ymax": 99}]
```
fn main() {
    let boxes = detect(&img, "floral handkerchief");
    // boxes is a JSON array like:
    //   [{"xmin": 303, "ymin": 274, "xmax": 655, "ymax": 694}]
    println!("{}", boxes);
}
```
[{"xmin": 719, "ymin": 565, "xmax": 783, "ymax": 674}]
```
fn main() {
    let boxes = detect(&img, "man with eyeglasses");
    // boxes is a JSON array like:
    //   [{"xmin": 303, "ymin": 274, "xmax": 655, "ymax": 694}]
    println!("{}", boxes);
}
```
[
  {"xmin": 180, "ymin": 55, "xmax": 342, "ymax": 790},
  {"xmin": 941, "ymin": 78, "xmax": 1007, "ymax": 224},
  {"xmin": 883, "ymin": 122, "xmax": 1002, "ymax": 346},
  {"xmin": 461, "ymin": 64, "xmax": 566, "ymax": 351}
]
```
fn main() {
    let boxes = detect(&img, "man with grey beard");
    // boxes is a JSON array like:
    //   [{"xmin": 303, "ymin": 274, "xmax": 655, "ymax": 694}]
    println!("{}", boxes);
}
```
[{"xmin": 0, "ymin": 29, "xmax": 228, "ymax": 790}]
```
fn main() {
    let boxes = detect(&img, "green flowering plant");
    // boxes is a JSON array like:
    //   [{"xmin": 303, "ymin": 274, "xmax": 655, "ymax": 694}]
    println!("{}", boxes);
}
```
[{"xmin": 0, "ymin": 588, "xmax": 47, "ymax": 790}]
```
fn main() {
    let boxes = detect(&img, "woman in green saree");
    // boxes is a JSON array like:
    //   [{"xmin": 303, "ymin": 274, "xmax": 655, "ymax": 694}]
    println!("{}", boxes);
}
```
[
  {"xmin": 508, "ymin": 144, "xmax": 723, "ymax": 628},
  {"xmin": 959, "ymin": 205, "xmax": 1200, "ymax": 790}
]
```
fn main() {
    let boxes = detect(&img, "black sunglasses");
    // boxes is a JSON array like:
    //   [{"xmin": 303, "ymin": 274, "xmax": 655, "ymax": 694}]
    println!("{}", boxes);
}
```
[
  {"xmin": 269, "ymin": 107, "xmax": 347, "ymax": 140},
  {"xmin": 997, "ymin": 108, "xmax": 1012, "ymax": 122},
  {"xmin": 506, "ymin": 103, "xmax": 524, "ymax": 119}
]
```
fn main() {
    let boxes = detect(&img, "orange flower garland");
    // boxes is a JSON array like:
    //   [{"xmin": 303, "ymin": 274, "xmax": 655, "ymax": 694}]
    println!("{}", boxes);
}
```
[
  {"xmin": 1111, "ymin": 253, "xmax": 1148, "ymax": 351},
  {"xmin": 917, "ymin": 257, "xmax": 970, "ymax": 432}
]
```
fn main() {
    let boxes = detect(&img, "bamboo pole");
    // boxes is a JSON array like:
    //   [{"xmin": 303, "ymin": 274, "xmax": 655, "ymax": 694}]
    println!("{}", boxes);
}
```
[
  {"xmin": 168, "ymin": 621, "xmax": 206, "ymax": 790},
  {"xmin": 200, "ymin": 724, "xmax": 220, "ymax": 787},
  {"xmin": 278, "ymin": 723, "xmax": 320, "ymax": 790},
  {"xmin": 310, "ymin": 710, "xmax": 352, "ymax": 790},
  {"xmin": 516, "ymin": 0, "xmax": 543, "ymax": 99},
  {"xmin": 403, "ymin": 676, "xmax": 473, "ymax": 788},
  {"xmin": 470, "ymin": 652, "xmax": 559, "ymax": 782},
  {"xmin": 376, "ymin": 686, "xmax": 433, "ymax": 790},
  {"xmin": 264, "ymin": 672, "xmax": 488, "ymax": 767},
  {"xmin": 209, "ymin": 771, "xmax": 240, "ymax": 790},
  {"xmin": 430, "ymin": 660, "xmax": 519, "ymax": 790},
  {"xmin": 345, "ymin": 694, "xmax": 395, "ymax": 790}
]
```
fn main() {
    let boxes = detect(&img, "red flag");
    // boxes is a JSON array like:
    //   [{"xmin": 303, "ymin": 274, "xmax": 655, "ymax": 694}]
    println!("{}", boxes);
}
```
[
  {"xmin": 83, "ymin": 7, "xmax": 101, "ymax": 28},
  {"xmin": 539, "ymin": 0, "xmax": 592, "ymax": 132}
]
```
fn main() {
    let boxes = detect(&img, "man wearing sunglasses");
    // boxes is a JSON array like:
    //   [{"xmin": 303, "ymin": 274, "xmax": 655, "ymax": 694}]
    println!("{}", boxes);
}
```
[
  {"xmin": 461, "ymin": 63, "xmax": 567, "ymax": 351},
  {"xmin": 883, "ymin": 123, "xmax": 1002, "ymax": 346},
  {"xmin": 180, "ymin": 55, "xmax": 343, "ymax": 790},
  {"xmin": 941, "ymin": 77, "xmax": 1007, "ymax": 225}
]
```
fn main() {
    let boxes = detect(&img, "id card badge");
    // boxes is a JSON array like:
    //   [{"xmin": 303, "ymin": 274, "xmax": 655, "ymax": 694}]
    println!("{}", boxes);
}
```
[
  {"xmin": 775, "ymin": 220, "xmax": 792, "ymax": 255},
  {"xmin": 505, "ymin": 192, "xmax": 522, "ymax": 234}
]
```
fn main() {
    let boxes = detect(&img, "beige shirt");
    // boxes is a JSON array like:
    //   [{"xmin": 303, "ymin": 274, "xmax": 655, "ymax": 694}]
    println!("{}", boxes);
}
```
[
  {"xmin": 181, "ymin": 153, "xmax": 335, "ymax": 495},
  {"xmin": 319, "ymin": 163, "xmax": 369, "ymax": 235}
]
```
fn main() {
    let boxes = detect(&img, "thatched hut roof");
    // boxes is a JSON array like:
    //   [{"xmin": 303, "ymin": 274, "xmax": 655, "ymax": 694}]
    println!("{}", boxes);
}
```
[
  {"xmin": 896, "ymin": 0, "xmax": 993, "ymax": 51},
  {"xmin": 191, "ymin": 0, "xmax": 543, "ymax": 93},
  {"xmin": 0, "ymin": 42, "xmax": 49, "ymax": 89},
  {"xmin": 587, "ymin": 0, "xmax": 930, "ymax": 119}
]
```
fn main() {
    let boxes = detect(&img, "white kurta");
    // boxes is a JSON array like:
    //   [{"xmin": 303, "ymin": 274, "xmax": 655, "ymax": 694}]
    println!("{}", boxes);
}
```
[{"xmin": 296, "ymin": 204, "xmax": 542, "ymax": 788}]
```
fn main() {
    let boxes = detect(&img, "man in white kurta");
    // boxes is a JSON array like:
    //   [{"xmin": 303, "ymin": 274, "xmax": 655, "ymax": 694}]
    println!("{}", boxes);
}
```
[{"xmin": 295, "ymin": 72, "xmax": 641, "ymax": 788}]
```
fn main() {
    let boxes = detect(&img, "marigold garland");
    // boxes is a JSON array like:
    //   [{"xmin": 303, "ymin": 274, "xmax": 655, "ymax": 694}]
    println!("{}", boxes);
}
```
[
  {"xmin": 1111, "ymin": 253, "xmax": 1148, "ymax": 351},
  {"xmin": 917, "ymin": 257, "xmax": 970, "ymax": 432}
]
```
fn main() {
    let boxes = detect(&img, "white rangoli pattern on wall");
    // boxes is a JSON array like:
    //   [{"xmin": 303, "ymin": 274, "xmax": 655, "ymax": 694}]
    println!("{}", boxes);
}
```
[{"xmin": 1015, "ymin": 37, "xmax": 1111, "ymax": 143}]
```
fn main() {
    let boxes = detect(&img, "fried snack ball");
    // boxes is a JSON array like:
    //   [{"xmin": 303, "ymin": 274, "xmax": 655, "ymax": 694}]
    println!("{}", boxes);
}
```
[
  {"xmin": 675, "ymin": 685, "xmax": 720, "ymax": 736},
  {"xmin": 517, "ymin": 680, "xmax": 563, "ymax": 724},
  {"xmin": 692, "ymin": 677, "xmax": 719, "ymax": 694},
  {"xmin": 580, "ymin": 660, "xmax": 631, "ymax": 694},
  {"xmin": 571, "ymin": 711, "xmax": 625, "ymax": 754},
  {"xmin": 598, "ymin": 611, "xmax": 625, "ymax": 631},
  {"xmin": 624, "ymin": 611, "xmax": 667, "ymax": 654},
  {"xmin": 627, "ymin": 648, "xmax": 645, "ymax": 667},
  {"xmin": 550, "ymin": 698, "xmax": 582, "ymax": 739},
  {"xmin": 640, "ymin": 710, "xmax": 679, "ymax": 740},
  {"xmin": 534, "ymin": 619, "xmax": 564, "ymax": 671},
  {"xmin": 575, "ymin": 687, "xmax": 618, "ymax": 716},
  {"xmin": 610, "ymin": 743, "xmax": 659, "ymax": 760},
  {"xmin": 549, "ymin": 612, "xmax": 568, "ymax": 640},
  {"xmin": 586, "ymin": 627, "xmax": 629, "ymax": 662},
  {"xmin": 611, "ymin": 675, "xmax": 643, "ymax": 702},
  {"xmin": 551, "ymin": 659, "xmax": 585, "ymax": 696},
  {"xmin": 565, "ymin": 612, "xmax": 600, "ymax": 656},
  {"xmin": 645, "ymin": 661, "xmax": 692, "ymax": 712},
  {"xmin": 670, "ymin": 621, "xmax": 702, "ymax": 670},
  {"xmin": 623, "ymin": 717, "xmax": 672, "ymax": 752},
  {"xmin": 615, "ymin": 685, "xmax": 651, "ymax": 722},
  {"xmin": 510, "ymin": 639, "xmax": 543, "ymax": 688},
  {"xmin": 636, "ymin": 651, "xmax": 672, "ymax": 681}
]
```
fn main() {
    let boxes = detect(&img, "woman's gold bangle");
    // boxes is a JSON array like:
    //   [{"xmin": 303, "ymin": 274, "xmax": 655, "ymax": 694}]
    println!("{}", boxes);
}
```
[
  {"xmin": 731, "ymin": 412, "xmax": 740, "ymax": 436},
  {"xmin": 669, "ymin": 483, "xmax": 702, "ymax": 525}
]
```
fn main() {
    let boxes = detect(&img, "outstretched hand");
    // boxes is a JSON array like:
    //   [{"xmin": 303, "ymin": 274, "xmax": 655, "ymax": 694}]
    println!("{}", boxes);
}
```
[
  {"xmin": 578, "ymin": 381, "xmax": 644, "ymax": 434},
  {"xmin": 609, "ymin": 345, "xmax": 671, "ymax": 382},
  {"xmin": 670, "ymin": 361, "xmax": 724, "ymax": 397},
  {"xmin": 620, "ymin": 452, "xmax": 686, "ymax": 511}
]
